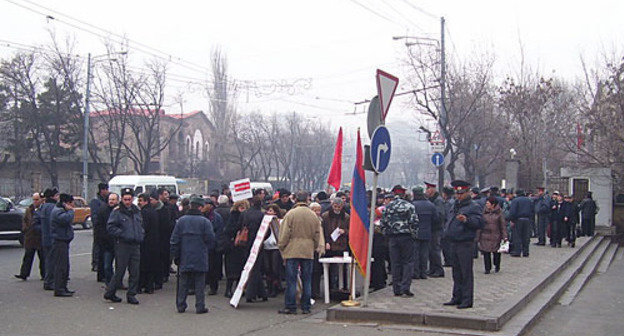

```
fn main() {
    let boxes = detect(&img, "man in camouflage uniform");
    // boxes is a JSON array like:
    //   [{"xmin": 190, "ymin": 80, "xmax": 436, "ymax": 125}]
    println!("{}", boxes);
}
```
[{"xmin": 380, "ymin": 185, "xmax": 419, "ymax": 298}]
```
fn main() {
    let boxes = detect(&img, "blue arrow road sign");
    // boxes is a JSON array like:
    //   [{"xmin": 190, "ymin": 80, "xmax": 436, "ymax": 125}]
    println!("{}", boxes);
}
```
[
  {"xmin": 370, "ymin": 126, "xmax": 391, "ymax": 173},
  {"xmin": 431, "ymin": 152, "xmax": 444, "ymax": 167}
]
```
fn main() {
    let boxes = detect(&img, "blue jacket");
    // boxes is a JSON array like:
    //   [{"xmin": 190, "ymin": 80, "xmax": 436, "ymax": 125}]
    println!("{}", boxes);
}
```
[
  {"xmin": 534, "ymin": 195, "xmax": 552, "ymax": 215},
  {"xmin": 170, "ymin": 209, "xmax": 215, "ymax": 273},
  {"xmin": 508, "ymin": 196, "xmax": 535, "ymax": 221},
  {"xmin": 412, "ymin": 197, "xmax": 439, "ymax": 240},
  {"xmin": 444, "ymin": 198, "xmax": 484, "ymax": 242},
  {"xmin": 34, "ymin": 200, "xmax": 57, "ymax": 247},
  {"xmin": 50, "ymin": 204, "xmax": 75, "ymax": 242},
  {"xmin": 427, "ymin": 193, "xmax": 446, "ymax": 232},
  {"xmin": 107, "ymin": 204, "xmax": 145, "ymax": 245},
  {"xmin": 89, "ymin": 194, "xmax": 107, "ymax": 227},
  {"xmin": 205, "ymin": 210, "xmax": 224, "ymax": 252}
]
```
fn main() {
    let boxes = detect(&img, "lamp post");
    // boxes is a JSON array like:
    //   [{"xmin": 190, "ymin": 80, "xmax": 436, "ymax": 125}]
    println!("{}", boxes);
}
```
[
  {"xmin": 82, "ymin": 52, "xmax": 126, "ymax": 200},
  {"xmin": 393, "ymin": 16, "xmax": 447, "ymax": 188}
]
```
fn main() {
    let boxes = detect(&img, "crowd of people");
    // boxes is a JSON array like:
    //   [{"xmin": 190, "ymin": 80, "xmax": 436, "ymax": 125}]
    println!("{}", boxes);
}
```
[{"xmin": 13, "ymin": 179, "xmax": 599, "ymax": 314}]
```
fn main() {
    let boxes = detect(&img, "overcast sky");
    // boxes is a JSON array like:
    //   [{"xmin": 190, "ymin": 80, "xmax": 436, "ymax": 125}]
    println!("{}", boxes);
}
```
[{"xmin": 2, "ymin": 0, "xmax": 623, "ymax": 137}]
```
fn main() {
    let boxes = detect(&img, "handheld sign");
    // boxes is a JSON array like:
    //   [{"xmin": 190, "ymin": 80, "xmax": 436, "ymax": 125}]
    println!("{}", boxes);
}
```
[{"xmin": 229, "ymin": 178, "xmax": 252, "ymax": 202}]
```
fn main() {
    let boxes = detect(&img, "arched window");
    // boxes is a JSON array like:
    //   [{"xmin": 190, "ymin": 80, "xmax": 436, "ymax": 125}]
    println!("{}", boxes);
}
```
[
  {"xmin": 186, "ymin": 136, "xmax": 191, "ymax": 156},
  {"xmin": 203, "ymin": 141, "xmax": 209, "ymax": 161}
]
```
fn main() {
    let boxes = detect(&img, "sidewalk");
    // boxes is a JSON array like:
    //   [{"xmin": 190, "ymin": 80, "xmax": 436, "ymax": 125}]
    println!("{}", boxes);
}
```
[{"xmin": 327, "ymin": 236, "xmax": 592, "ymax": 330}]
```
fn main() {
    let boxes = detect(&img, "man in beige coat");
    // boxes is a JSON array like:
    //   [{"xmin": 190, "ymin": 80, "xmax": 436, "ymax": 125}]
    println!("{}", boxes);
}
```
[{"xmin": 278, "ymin": 191, "xmax": 321, "ymax": 315}]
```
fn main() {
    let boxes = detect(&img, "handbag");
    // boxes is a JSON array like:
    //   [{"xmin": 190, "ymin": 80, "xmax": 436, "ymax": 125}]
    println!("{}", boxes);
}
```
[
  {"xmin": 498, "ymin": 240, "xmax": 509, "ymax": 253},
  {"xmin": 234, "ymin": 226, "xmax": 249, "ymax": 247}
]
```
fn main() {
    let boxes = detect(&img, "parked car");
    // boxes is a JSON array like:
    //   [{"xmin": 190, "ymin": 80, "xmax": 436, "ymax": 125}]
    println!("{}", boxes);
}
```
[
  {"xmin": 0, "ymin": 197, "xmax": 25, "ymax": 245},
  {"xmin": 16, "ymin": 197, "xmax": 33, "ymax": 210},
  {"xmin": 72, "ymin": 196, "xmax": 91, "ymax": 230}
]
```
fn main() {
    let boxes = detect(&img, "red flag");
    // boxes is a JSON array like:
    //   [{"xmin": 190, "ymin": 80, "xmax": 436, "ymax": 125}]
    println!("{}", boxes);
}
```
[
  {"xmin": 348, "ymin": 129, "xmax": 370, "ymax": 276},
  {"xmin": 326, "ymin": 127, "xmax": 343, "ymax": 191}
]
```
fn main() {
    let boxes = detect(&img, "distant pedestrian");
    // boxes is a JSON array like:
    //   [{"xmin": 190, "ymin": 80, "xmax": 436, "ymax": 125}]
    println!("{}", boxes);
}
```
[
  {"xmin": 137, "ymin": 193, "xmax": 160, "ymax": 293},
  {"xmin": 321, "ymin": 198, "xmax": 350, "ymax": 290},
  {"xmin": 90, "ymin": 183, "xmax": 109, "ymax": 274},
  {"xmin": 95, "ymin": 193, "xmax": 119, "ymax": 284},
  {"xmin": 36, "ymin": 188, "xmax": 59, "ymax": 291},
  {"xmin": 170, "ymin": 197, "xmax": 215, "ymax": 314},
  {"xmin": 202, "ymin": 199, "xmax": 224, "ymax": 295},
  {"xmin": 424, "ymin": 182, "xmax": 446, "ymax": 278},
  {"xmin": 278, "ymin": 191, "xmax": 321, "ymax": 315},
  {"xmin": 15, "ymin": 193, "xmax": 45, "ymax": 281},
  {"xmin": 534, "ymin": 187, "xmax": 551, "ymax": 246},
  {"xmin": 221, "ymin": 199, "xmax": 250, "ymax": 298},
  {"xmin": 507, "ymin": 189, "xmax": 534, "ymax": 257},
  {"xmin": 411, "ymin": 187, "xmax": 439, "ymax": 280},
  {"xmin": 562, "ymin": 195, "xmax": 578, "ymax": 248},
  {"xmin": 50, "ymin": 194, "xmax": 75, "ymax": 297},
  {"xmin": 579, "ymin": 192, "xmax": 598, "ymax": 237},
  {"xmin": 104, "ymin": 188, "xmax": 144, "ymax": 304},
  {"xmin": 477, "ymin": 197, "xmax": 508, "ymax": 274},
  {"xmin": 443, "ymin": 180, "xmax": 484, "ymax": 309}
]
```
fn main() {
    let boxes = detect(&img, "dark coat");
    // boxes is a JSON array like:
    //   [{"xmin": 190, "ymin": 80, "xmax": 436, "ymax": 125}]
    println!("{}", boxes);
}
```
[
  {"xmin": 22, "ymin": 205, "xmax": 41, "ymax": 249},
  {"xmin": 223, "ymin": 209, "xmax": 247, "ymax": 279},
  {"xmin": 534, "ymin": 195, "xmax": 552, "ymax": 215},
  {"xmin": 444, "ymin": 198, "xmax": 484, "ymax": 242},
  {"xmin": 412, "ymin": 197, "xmax": 439, "ymax": 241},
  {"xmin": 170, "ymin": 209, "xmax": 215, "ymax": 273},
  {"xmin": 89, "ymin": 194, "xmax": 108, "ymax": 224},
  {"xmin": 34, "ymin": 200, "xmax": 56, "ymax": 247},
  {"xmin": 214, "ymin": 205, "xmax": 231, "ymax": 228},
  {"xmin": 478, "ymin": 205, "xmax": 508, "ymax": 252},
  {"xmin": 205, "ymin": 209, "xmax": 225, "ymax": 250},
  {"xmin": 140, "ymin": 205, "xmax": 161, "ymax": 271},
  {"xmin": 508, "ymin": 196, "xmax": 535, "ymax": 221},
  {"xmin": 95, "ymin": 205, "xmax": 115, "ymax": 252},
  {"xmin": 427, "ymin": 193, "xmax": 446, "ymax": 232},
  {"xmin": 107, "ymin": 204, "xmax": 144, "ymax": 244},
  {"xmin": 579, "ymin": 198, "xmax": 598, "ymax": 218},
  {"xmin": 240, "ymin": 204, "xmax": 266, "ymax": 252},
  {"xmin": 321, "ymin": 209, "xmax": 350, "ymax": 253},
  {"xmin": 274, "ymin": 199, "xmax": 293, "ymax": 211},
  {"xmin": 154, "ymin": 201, "xmax": 172, "ymax": 250},
  {"xmin": 561, "ymin": 201, "xmax": 577, "ymax": 225},
  {"xmin": 50, "ymin": 204, "xmax": 75, "ymax": 242}
]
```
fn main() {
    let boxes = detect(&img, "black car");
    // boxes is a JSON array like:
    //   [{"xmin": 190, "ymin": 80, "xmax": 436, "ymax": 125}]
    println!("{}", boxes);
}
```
[{"xmin": 0, "ymin": 197, "xmax": 25, "ymax": 245}]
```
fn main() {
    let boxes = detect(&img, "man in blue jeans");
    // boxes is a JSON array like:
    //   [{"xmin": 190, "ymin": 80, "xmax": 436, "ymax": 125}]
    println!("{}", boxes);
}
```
[{"xmin": 278, "ymin": 191, "xmax": 321, "ymax": 315}]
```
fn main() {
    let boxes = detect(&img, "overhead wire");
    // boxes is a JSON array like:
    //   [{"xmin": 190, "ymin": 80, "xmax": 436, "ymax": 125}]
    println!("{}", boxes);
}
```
[
  {"xmin": 14, "ymin": 0, "xmax": 211, "ymax": 73},
  {"xmin": 398, "ymin": 0, "xmax": 438, "ymax": 19}
]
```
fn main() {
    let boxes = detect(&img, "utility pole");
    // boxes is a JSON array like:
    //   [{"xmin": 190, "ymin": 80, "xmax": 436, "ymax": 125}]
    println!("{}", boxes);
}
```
[
  {"xmin": 438, "ymin": 17, "xmax": 447, "ymax": 189},
  {"xmin": 82, "ymin": 53, "xmax": 92, "ymax": 200}
]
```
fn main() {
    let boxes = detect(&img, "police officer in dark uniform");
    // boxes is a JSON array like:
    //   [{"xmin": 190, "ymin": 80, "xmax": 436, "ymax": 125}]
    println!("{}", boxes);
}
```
[{"xmin": 443, "ymin": 180, "xmax": 484, "ymax": 309}]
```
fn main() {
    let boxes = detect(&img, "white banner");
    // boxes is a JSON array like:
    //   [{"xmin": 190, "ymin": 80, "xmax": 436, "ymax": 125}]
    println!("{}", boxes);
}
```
[
  {"xmin": 229, "ymin": 178, "xmax": 252, "ymax": 202},
  {"xmin": 229, "ymin": 215, "xmax": 273, "ymax": 308}
]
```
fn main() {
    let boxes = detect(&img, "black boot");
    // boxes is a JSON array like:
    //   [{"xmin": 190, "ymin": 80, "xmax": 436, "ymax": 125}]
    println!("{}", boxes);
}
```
[{"xmin": 224, "ymin": 279, "xmax": 233, "ymax": 298}]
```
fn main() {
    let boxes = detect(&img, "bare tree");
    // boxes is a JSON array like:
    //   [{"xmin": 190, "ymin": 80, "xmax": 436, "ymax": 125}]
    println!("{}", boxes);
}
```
[{"xmin": 206, "ymin": 48, "xmax": 237, "ymax": 177}]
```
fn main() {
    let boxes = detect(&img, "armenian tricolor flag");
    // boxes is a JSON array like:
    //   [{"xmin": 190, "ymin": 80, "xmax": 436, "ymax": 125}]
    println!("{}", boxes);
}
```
[{"xmin": 348, "ymin": 129, "xmax": 370, "ymax": 276}]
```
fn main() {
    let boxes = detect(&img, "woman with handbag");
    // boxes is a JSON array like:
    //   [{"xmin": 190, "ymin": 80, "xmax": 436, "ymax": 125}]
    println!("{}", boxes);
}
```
[
  {"xmin": 263, "ymin": 204, "xmax": 284, "ymax": 297},
  {"xmin": 221, "ymin": 199, "xmax": 250, "ymax": 298},
  {"xmin": 477, "ymin": 197, "xmax": 508, "ymax": 274}
]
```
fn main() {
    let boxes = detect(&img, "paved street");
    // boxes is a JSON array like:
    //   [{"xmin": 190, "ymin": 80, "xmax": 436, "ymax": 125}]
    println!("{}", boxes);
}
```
[
  {"xmin": 1, "ymin": 231, "xmax": 620, "ymax": 336},
  {"xmin": 0, "ymin": 230, "xmax": 423, "ymax": 336},
  {"xmin": 525, "ymin": 246, "xmax": 624, "ymax": 336}
]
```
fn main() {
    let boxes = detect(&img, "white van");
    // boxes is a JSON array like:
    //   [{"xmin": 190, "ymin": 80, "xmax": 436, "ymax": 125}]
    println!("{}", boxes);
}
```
[
  {"xmin": 108, "ymin": 175, "xmax": 179, "ymax": 197},
  {"xmin": 250, "ymin": 182, "xmax": 273, "ymax": 195}
]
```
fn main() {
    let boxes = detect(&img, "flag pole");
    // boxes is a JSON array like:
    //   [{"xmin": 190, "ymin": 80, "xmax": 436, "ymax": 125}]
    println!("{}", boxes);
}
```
[
  {"xmin": 362, "ymin": 172, "xmax": 378, "ymax": 307},
  {"xmin": 341, "ymin": 255, "xmax": 360, "ymax": 307}
]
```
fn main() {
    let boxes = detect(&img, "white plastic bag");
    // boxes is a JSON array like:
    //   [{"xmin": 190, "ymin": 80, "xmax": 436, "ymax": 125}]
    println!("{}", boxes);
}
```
[{"xmin": 498, "ymin": 240, "xmax": 509, "ymax": 253}]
